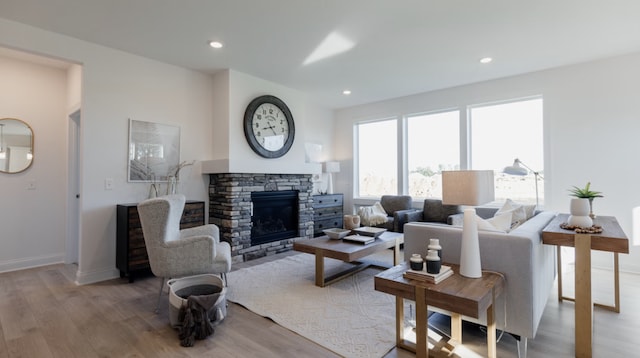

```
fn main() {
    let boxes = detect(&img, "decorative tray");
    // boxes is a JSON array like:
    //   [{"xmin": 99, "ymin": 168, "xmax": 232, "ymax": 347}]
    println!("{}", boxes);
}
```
[{"xmin": 351, "ymin": 227, "xmax": 387, "ymax": 237}]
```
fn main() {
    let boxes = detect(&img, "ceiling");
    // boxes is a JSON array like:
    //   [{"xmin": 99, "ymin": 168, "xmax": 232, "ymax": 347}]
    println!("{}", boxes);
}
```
[{"xmin": 1, "ymin": 0, "xmax": 640, "ymax": 109}]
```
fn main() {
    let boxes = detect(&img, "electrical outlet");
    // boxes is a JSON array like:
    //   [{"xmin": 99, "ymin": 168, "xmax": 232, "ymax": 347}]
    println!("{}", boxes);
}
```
[
  {"xmin": 27, "ymin": 180, "xmax": 36, "ymax": 190},
  {"xmin": 105, "ymin": 178, "xmax": 114, "ymax": 190}
]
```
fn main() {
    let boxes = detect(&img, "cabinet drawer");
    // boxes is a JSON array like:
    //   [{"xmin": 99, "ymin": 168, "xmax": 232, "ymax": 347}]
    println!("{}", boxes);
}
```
[
  {"xmin": 315, "ymin": 206, "xmax": 342, "ymax": 219},
  {"xmin": 314, "ymin": 217, "xmax": 344, "ymax": 232},
  {"xmin": 313, "ymin": 194, "xmax": 343, "ymax": 208}
]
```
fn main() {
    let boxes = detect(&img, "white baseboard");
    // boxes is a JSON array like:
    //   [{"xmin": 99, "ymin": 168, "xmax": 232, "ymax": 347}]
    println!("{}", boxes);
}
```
[
  {"xmin": 0, "ymin": 253, "xmax": 65, "ymax": 274},
  {"xmin": 74, "ymin": 267, "xmax": 120, "ymax": 285}
]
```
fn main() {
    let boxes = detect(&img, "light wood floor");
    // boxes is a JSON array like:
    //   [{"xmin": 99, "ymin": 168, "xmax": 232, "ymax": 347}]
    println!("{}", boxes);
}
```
[{"xmin": 1, "ymin": 252, "xmax": 638, "ymax": 357}]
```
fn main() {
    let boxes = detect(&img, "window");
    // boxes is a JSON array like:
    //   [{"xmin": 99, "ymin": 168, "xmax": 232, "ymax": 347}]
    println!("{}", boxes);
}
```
[
  {"xmin": 469, "ymin": 97, "xmax": 544, "ymax": 204},
  {"xmin": 354, "ymin": 97, "xmax": 544, "ymax": 204},
  {"xmin": 356, "ymin": 119, "xmax": 397, "ymax": 197},
  {"xmin": 407, "ymin": 111, "xmax": 460, "ymax": 199}
]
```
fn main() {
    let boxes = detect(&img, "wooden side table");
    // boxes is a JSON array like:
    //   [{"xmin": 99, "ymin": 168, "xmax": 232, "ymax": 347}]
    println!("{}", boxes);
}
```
[
  {"xmin": 374, "ymin": 263, "xmax": 504, "ymax": 358},
  {"xmin": 542, "ymin": 214, "xmax": 628, "ymax": 358}
]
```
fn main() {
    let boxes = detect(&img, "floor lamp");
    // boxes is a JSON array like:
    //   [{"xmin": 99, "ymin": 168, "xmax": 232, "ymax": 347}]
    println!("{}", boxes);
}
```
[
  {"xmin": 503, "ymin": 158, "xmax": 544, "ymax": 208},
  {"xmin": 442, "ymin": 170, "xmax": 495, "ymax": 278}
]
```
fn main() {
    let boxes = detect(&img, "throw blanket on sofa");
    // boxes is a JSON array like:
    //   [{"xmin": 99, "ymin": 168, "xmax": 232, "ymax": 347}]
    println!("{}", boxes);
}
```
[{"xmin": 358, "ymin": 202, "xmax": 388, "ymax": 226}]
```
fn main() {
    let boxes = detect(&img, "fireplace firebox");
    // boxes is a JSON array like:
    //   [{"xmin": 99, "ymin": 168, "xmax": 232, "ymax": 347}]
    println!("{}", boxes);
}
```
[{"xmin": 251, "ymin": 190, "xmax": 299, "ymax": 245}]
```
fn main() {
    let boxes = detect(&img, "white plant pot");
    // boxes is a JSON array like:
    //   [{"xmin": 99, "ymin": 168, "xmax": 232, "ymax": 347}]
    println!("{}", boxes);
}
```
[{"xmin": 568, "ymin": 198, "xmax": 593, "ymax": 227}]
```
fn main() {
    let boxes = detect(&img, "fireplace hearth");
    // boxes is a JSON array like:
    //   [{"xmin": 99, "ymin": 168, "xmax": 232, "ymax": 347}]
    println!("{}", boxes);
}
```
[{"xmin": 209, "ymin": 173, "xmax": 314, "ymax": 262}]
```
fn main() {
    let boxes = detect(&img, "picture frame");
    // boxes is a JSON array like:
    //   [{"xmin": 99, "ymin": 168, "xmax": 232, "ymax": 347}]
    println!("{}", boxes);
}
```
[{"xmin": 128, "ymin": 119, "xmax": 180, "ymax": 182}]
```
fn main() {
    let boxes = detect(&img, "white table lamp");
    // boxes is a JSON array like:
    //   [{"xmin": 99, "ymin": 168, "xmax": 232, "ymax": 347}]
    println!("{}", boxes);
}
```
[
  {"xmin": 443, "ymin": 170, "xmax": 495, "ymax": 278},
  {"xmin": 324, "ymin": 161, "xmax": 340, "ymax": 194}
]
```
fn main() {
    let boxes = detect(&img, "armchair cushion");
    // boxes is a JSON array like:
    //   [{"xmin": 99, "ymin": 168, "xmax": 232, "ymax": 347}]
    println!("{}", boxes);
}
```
[
  {"xmin": 402, "ymin": 199, "xmax": 462, "ymax": 225},
  {"xmin": 422, "ymin": 199, "xmax": 461, "ymax": 223},
  {"xmin": 380, "ymin": 195, "xmax": 412, "ymax": 215}
]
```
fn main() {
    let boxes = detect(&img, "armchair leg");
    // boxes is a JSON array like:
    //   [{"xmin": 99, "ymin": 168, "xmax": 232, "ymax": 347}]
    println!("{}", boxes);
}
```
[{"xmin": 155, "ymin": 277, "xmax": 166, "ymax": 313}]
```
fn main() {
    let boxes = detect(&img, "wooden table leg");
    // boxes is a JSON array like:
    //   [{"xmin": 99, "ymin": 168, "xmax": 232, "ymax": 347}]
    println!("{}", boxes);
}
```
[
  {"xmin": 450, "ymin": 312, "xmax": 462, "ymax": 343},
  {"xmin": 487, "ymin": 290, "xmax": 497, "ymax": 358},
  {"xmin": 415, "ymin": 286, "xmax": 428, "ymax": 358},
  {"xmin": 393, "ymin": 237, "xmax": 401, "ymax": 265},
  {"xmin": 395, "ymin": 296, "xmax": 404, "ymax": 346},
  {"xmin": 614, "ymin": 252, "xmax": 620, "ymax": 313},
  {"xmin": 574, "ymin": 233, "xmax": 592, "ymax": 358},
  {"xmin": 557, "ymin": 245, "xmax": 564, "ymax": 302},
  {"xmin": 315, "ymin": 253, "xmax": 325, "ymax": 287}
]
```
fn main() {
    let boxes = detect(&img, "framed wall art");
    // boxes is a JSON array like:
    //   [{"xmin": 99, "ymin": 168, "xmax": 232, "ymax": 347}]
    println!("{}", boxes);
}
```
[{"xmin": 128, "ymin": 119, "xmax": 180, "ymax": 182}]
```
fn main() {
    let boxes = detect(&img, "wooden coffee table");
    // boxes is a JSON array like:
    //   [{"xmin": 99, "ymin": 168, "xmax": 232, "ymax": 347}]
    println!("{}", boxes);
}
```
[
  {"xmin": 293, "ymin": 231, "xmax": 402, "ymax": 287},
  {"xmin": 375, "ymin": 263, "xmax": 505, "ymax": 358}
]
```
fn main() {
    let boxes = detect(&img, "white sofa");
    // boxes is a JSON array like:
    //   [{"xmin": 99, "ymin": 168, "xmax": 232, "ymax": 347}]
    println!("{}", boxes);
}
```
[{"xmin": 403, "ymin": 208, "xmax": 557, "ymax": 356}]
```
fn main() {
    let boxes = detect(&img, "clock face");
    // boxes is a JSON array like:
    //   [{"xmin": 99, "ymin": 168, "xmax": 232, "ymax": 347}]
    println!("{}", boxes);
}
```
[
  {"xmin": 251, "ymin": 103, "xmax": 289, "ymax": 151},
  {"xmin": 243, "ymin": 95, "xmax": 295, "ymax": 158}
]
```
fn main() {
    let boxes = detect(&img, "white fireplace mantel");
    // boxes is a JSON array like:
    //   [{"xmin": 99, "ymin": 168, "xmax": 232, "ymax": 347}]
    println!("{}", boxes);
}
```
[{"xmin": 201, "ymin": 159, "xmax": 322, "ymax": 175}]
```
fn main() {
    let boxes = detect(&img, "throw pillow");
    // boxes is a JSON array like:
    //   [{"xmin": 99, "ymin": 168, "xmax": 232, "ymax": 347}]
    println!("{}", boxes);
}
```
[
  {"xmin": 495, "ymin": 199, "xmax": 529, "ymax": 229},
  {"xmin": 477, "ymin": 212, "xmax": 512, "ymax": 232}
]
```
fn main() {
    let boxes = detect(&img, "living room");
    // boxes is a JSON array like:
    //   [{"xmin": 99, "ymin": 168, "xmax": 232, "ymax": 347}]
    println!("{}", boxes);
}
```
[{"xmin": 1, "ymin": 2, "xmax": 640, "ymax": 357}]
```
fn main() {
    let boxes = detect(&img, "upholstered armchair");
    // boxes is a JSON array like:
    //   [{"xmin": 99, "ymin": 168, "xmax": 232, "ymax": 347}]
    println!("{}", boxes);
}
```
[
  {"xmin": 137, "ymin": 194, "xmax": 231, "ymax": 311},
  {"xmin": 403, "ymin": 199, "xmax": 462, "ymax": 225},
  {"xmin": 372, "ymin": 195, "xmax": 416, "ymax": 232}
]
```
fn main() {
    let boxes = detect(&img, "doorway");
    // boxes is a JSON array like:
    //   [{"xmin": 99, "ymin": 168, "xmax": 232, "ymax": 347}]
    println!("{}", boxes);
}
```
[{"xmin": 67, "ymin": 109, "xmax": 81, "ymax": 264}]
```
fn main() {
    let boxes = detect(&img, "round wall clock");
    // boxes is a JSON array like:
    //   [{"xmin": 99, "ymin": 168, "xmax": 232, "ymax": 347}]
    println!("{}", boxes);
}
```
[{"xmin": 243, "ymin": 95, "xmax": 295, "ymax": 158}]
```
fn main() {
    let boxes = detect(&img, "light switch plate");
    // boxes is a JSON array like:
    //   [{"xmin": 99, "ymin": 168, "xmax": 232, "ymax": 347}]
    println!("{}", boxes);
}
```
[
  {"xmin": 105, "ymin": 178, "xmax": 114, "ymax": 190},
  {"xmin": 27, "ymin": 180, "xmax": 36, "ymax": 190}
]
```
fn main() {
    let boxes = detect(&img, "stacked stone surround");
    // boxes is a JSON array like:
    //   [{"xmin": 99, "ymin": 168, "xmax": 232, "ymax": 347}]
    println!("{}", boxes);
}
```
[{"xmin": 208, "ymin": 173, "xmax": 314, "ymax": 263}]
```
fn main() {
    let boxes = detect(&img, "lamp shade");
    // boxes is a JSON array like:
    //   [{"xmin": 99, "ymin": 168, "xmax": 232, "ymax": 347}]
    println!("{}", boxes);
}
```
[
  {"xmin": 324, "ymin": 161, "xmax": 340, "ymax": 173},
  {"xmin": 442, "ymin": 170, "xmax": 495, "ymax": 206},
  {"xmin": 503, "ymin": 159, "xmax": 528, "ymax": 176}
]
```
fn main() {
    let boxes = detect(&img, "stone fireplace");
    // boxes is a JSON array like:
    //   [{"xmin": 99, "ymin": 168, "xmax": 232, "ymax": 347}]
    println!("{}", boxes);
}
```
[{"xmin": 208, "ymin": 173, "xmax": 314, "ymax": 263}]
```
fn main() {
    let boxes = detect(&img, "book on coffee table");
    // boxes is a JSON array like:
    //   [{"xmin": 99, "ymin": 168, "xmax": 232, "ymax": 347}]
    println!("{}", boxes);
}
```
[
  {"xmin": 343, "ymin": 234, "xmax": 376, "ymax": 245},
  {"xmin": 351, "ymin": 227, "xmax": 387, "ymax": 238},
  {"xmin": 403, "ymin": 265, "xmax": 453, "ymax": 284}
]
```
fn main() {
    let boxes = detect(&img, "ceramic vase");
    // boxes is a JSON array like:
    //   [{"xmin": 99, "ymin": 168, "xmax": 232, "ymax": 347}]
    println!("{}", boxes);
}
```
[
  {"xmin": 343, "ymin": 215, "xmax": 361, "ymax": 230},
  {"xmin": 410, "ymin": 253, "xmax": 424, "ymax": 271},
  {"xmin": 428, "ymin": 238, "xmax": 442, "ymax": 260},
  {"xmin": 568, "ymin": 198, "xmax": 593, "ymax": 227},
  {"xmin": 426, "ymin": 249, "xmax": 441, "ymax": 274}
]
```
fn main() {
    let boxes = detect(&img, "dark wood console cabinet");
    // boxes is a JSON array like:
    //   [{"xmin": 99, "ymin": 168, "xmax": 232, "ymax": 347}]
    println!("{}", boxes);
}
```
[
  {"xmin": 312, "ymin": 194, "xmax": 344, "ymax": 237},
  {"xmin": 116, "ymin": 200, "xmax": 205, "ymax": 282}
]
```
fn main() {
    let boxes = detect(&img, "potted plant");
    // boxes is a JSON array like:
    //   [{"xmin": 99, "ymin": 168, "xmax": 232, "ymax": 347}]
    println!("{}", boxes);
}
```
[{"xmin": 568, "ymin": 182, "xmax": 603, "ymax": 219}]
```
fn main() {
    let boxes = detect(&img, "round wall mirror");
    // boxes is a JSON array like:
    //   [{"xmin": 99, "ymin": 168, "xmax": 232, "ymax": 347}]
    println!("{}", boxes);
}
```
[{"xmin": 0, "ymin": 118, "xmax": 34, "ymax": 174}]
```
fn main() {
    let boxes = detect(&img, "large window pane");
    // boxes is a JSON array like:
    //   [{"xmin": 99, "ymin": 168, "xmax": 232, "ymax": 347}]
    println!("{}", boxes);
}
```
[
  {"xmin": 357, "ymin": 119, "xmax": 397, "ymax": 197},
  {"xmin": 470, "ymin": 98, "xmax": 544, "ymax": 204},
  {"xmin": 407, "ymin": 111, "xmax": 460, "ymax": 199}
]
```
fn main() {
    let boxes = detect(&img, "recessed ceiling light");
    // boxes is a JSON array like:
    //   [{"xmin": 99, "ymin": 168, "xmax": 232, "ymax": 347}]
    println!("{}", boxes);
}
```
[
  {"xmin": 480, "ymin": 57, "xmax": 492, "ymax": 64},
  {"xmin": 343, "ymin": 90, "xmax": 351, "ymax": 95},
  {"xmin": 209, "ymin": 41, "xmax": 223, "ymax": 49}
]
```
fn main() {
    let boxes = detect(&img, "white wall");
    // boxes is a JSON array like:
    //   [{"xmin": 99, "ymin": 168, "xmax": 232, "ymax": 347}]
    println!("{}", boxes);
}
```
[
  {"xmin": 0, "ymin": 18, "xmax": 335, "ymax": 283},
  {"xmin": 0, "ymin": 19, "xmax": 215, "ymax": 283},
  {"xmin": 203, "ymin": 69, "xmax": 330, "ymax": 175},
  {"xmin": 0, "ymin": 55, "xmax": 68, "ymax": 272},
  {"xmin": 334, "ymin": 52, "xmax": 640, "ymax": 273}
]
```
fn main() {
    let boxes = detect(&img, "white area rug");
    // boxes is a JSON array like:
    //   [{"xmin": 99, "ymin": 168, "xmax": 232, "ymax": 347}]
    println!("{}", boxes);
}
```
[{"xmin": 226, "ymin": 252, "xmax": 397, "ymax": 358}]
